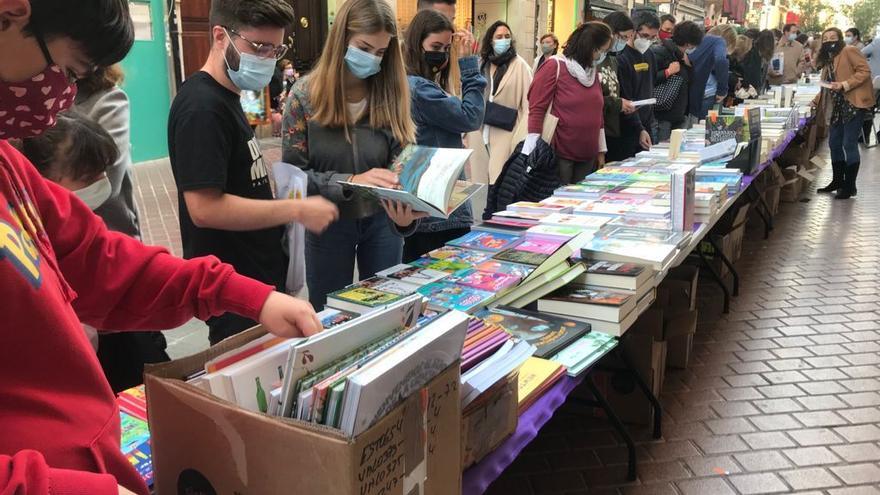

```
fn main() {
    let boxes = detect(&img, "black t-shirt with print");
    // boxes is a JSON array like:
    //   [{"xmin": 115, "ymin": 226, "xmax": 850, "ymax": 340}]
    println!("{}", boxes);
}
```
[{"xmin": 168, "ymin": 71, "xmax": 286, "ymax": 291}]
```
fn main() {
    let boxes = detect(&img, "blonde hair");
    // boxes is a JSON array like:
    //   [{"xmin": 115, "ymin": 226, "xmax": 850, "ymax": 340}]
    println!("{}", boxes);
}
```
[
  {"xmin": 308, "ymin": 0, "xmax": 415, "ymax": 145},
  {"xmin": 732, "ymin": 34, "xmax": 753, "ymax": 61},
  {"xmin": 709, "ymin": 24, "xmax": 737, "ymax": 54}
]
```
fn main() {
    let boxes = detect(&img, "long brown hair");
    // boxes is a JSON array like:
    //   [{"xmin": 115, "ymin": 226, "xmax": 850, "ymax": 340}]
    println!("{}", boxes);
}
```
[
  {"xmin": 308, "ymin": 0, "xmax": 415, "ymax": 145},
  {"xmin": 76, "ymin": 64, "xmax": 125, "ymax": 97},
  {"xmin": 404, "ymin": 9, "xmax": 454, "ymax": 89}
]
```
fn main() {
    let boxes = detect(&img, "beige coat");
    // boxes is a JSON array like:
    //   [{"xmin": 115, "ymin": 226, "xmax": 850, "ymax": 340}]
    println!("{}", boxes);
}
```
[
  {"xmin": 768, "ymin": 40, "xmax": 805, "ymax": 85},
  {"xmin": 467, "ymin": 55, "xmax": 532, "ymax": 184}
]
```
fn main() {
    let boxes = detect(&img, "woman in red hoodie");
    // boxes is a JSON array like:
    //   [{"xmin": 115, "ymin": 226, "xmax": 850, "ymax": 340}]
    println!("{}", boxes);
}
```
[
  {"xmin": 524, "ymin": 21, "xmax": 613, "ymax": 185},
  {"xmin": 0, "ymin": 1, "xmax": 324, "ymax": 494}
]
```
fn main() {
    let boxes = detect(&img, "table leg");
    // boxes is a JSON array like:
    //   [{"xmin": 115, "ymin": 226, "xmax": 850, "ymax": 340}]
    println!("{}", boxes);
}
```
[
  {"xmin": 613, "ymin": 346, "xmax": 663, "ymax": 440},
  {"xmin": 706, "ymin": 236, "xmax": 739, "ymax": 297},
  {"xmin": 581, "ymin": 374, "xmax": 638, "ymax": 481},
  {"xmin": 747, "ymin": 186, "xmax": 773, "ymax": 239},
  {"xmin": 697, "ymin": 246, "xmax": 731, "ymax": 313}
]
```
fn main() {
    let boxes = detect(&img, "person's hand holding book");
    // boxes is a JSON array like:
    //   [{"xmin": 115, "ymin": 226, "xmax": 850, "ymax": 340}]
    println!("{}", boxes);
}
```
[
  {"xmin": 350, "ymin": 168, "xmax": 401, "ymax": 189},
  {"xmin": 381, "ymin": 199, "xmax": 428, "ymax": 227}
]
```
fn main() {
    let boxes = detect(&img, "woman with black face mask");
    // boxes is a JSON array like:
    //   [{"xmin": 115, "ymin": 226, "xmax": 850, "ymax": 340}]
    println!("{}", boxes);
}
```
[
  {"xmin": 813, "ymin": 27, "xmax": 875, "ymax": 200},
  {"xmin": 401, "ymin": 9, "xmax": 487, "ymax": 260}
]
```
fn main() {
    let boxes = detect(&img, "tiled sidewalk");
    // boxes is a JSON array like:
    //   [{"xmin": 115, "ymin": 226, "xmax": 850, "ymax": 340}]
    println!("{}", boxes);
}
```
[
  {"xmin": 485, "ymin": 147, "xmax": 880, "ymax": 494},
  {"xmin": 133, "ymin": 143, "xmax": 880, "ymax": 494}
]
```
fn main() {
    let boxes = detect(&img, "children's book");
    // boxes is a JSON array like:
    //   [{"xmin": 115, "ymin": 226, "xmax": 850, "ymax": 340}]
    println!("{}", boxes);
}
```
[
  {"xmin": 474, "ymin": 259, "xmax": 534, "ymax": 279},
  {"xmin": 507, "ymin": 201, "xmax": 572, "ymax": 214},
  {"xmin": 511, "ymin": 238, "xmax": 564, "ymax": 255},
  {"xmin": 453, "ymin": 270, "xmax": 521, "ymax": 292},
  {"xmin": 539, "ymin": 213, "xmax": 611, "ymax": 230},
  {"xmin": 317, "ymin": 308, "xmax": 361, "ymax": 329},
  {"xmin": 446, "ymin": 230, "xmax": 523, "ymax": 253},
  {"xmin": 427, "ymin": 246, "xmax": 491, "ymax": 264},
  {"xmin": 341, "ymin": 145, "xmax": 480, "ymax": 218},
  {"xmin": 326, "ymin": 285, "xmax": 406, "ymax": 313},
  {"xmin": 525, "ymin": 224, "xmax": 584, "ymax": 241},
  {"xmin": 477, "ymin": 306, "xmax": 590, "ymax": 358},
  {"xmin": 376, "ymin": 263, "xmax": 449, "ymax": 286},
  {"xmin": 417, "ymin": 281, "xmax": 495, "ymax": 312},
  {"xmin": 493, "ymin": 248, "xmax": 550, "ymax": 266},
  {"xmin": 358, "ymin": 276, "xmax": 421, "ymax": 296}
]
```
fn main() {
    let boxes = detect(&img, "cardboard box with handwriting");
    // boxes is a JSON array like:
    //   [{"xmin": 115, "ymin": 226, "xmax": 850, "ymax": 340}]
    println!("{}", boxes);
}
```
[{"xmin": 145, "ymin": 327, "xmax": 461, "ymax": 495}]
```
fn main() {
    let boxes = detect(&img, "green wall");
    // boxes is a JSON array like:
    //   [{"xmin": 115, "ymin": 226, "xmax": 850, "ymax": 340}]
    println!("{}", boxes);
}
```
[{"xmin": 120, "ymin": 0, "xmax": 172, "ymax": 163}]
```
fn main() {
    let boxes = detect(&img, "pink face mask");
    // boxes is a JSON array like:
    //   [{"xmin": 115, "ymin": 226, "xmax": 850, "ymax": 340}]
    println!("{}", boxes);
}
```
[{"xmin": 0, "ymin": 29, "xmax": 78, "ymax": 139}]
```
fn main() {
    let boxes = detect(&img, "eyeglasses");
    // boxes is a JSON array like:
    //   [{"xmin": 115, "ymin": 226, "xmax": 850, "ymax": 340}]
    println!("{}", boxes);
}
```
[{"xmin": 224, "ymin": 27, "xmax": 289, "ymax": 60}]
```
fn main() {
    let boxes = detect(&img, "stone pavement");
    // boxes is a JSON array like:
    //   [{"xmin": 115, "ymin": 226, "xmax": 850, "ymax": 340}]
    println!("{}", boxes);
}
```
[
  {"xmin": 485, "ymin": 147, "xmax": 880, "ymax": 494},
  {"xmin": 132, "ymin": 142, "xmax": 880, "ymax": 494}
]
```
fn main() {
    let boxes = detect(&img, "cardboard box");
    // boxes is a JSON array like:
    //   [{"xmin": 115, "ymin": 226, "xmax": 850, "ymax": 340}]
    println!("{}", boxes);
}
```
[
  {"xmin": 460, "ymin": 372, "xmax": 518, "ymax": 469},
  {"xmin": 602, "ymin": 309, "xmax": 667, "ymax": 426},
  {"xmin": 664, "ymin": 309, "xmax": 698, "ymax": 369},
  {"xmin": 145, "ymin": 327, "xmax": 462, "ymax": 495},
  {"xmin": 661, "ymin": 265, "xmax": 700, "ymax": 312},
  {"xmin": 780, "ymin": 167, "xmax": 802, "ymax": 202}
]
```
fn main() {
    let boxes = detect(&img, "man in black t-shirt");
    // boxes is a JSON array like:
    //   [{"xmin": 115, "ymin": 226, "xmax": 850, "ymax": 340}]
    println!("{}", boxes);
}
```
[{"xmin": 167, "ymin": 0, "xmax": 338, "ymax": 345}]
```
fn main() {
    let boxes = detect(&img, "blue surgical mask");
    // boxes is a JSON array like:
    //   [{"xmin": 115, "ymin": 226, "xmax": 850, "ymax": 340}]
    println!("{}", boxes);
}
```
[
  {"xmin": 685, "ymin": 46, "xmax": 697, "ymax": 55},
  {"xmin": 788, "ymin": 33, "xmax": 797, "ymax": 42},
  {"xmin": 493, "ymin": 38, "xmax": 512, "ymax": 56},
  {"xmin": 612, "ymin": 38, "xmax": 627, "ymax": 53},
  {"xmin": 224, "ymin": 33, "xmax": 277, "ymax": 91},
  {"xmin": 345, "ymin": 45, "xmax": 383, "ymax": 79},
  {"xmin": 595, "ymin": 50, "xmax": 607, "ymax": 66}
]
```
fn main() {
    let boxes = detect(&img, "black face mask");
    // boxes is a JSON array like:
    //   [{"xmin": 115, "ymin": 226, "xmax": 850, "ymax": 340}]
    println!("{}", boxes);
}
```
[
  {"xmin": 822, "ymin": 40, "xmax": 843, "ymax": 55},
  {"xmin": 424, "ymin": 50, "xmax": 449, "ymax": 73}
]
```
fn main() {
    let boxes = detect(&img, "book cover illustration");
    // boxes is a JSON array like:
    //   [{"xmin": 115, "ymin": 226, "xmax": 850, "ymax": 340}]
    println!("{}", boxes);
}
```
[
  {"xmin": 328, "ymin": 286, "xmax": 403, "ymax": 307},
  {"xmin": 513, "ymin": 238, "xmax": 563, "ymax": 255},
  {"xmin": 117, "ymin": 385, "xmax": 148, "ymax": 422},
  {"xmin": 377, "ymin": 263, "xmax": 449, "ymax": 285},
  {"xmin": 417, "ymin": 281, "xmax": 494, "ymax": 312},
  {"xmin": 453, "ymin": 270, "xmax": 521, "ymax": 292},
  {"xmin": 493, "ymin": 248, "xmax": 550, "ymax": 266},
  {"xmin": 508, "ymin": 201, "xmax": 570, "ymax": 213},
  {"xmin": 477, "ymin": 307, "xmax": 589, "ymax": 358},
  {"xmin": 120, "ymin": 411, "xmax": 153, "ymax": 485},
  {"xmin": 475, "ymin": 259, "xmax": 534, "ymax": 279},
  {"xmin": 317, "ymin": 308, "xmax": 361, "ymax": 329},
  {"xmin": 526, "ymin": 224, "xmax": 584, "ymax": 239},
  {"xmin": 359, "ymin": 276, "xmax": 419, "ymax": 296},
  {"xmin": 546, "ymin": 286, "xmax": 632, "ymax": 306},
  {"xmin": 555, "ymin": 184, "xmax": 612, "ymax": 197},
  {"xmin": 584, "ymin": 261, "xmax": 646, "ymax": 277},
  {"xmin": 540, "ymin": 213, "xmax": 610, "ymax": 230},
  {"xmin": 427, "ymin": 246, "xmax": 491, "ymax": 265},
  {"xmin": 539, "ymin": 197, "xmax": 588, "ymax": 209},
  {"xmin": 447, "ymin": 230, "xmax": 523, "ymax": 253},
  {"xmin": 492, "ymin": 210, "xmax": 550, "ymax": 221}
]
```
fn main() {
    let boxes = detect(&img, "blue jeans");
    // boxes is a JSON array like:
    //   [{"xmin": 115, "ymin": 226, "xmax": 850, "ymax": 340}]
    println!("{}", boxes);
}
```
[
  {"xmin": 829, "ymin": 110, "xmax": 865, "ymax": 166},
  {"xmin": 305, "ymin": 212, "xmax": 403, "ymax": 310},
  {"xmin": 701, "ymin": 95, "xmax": 716, "ymax": 118}
]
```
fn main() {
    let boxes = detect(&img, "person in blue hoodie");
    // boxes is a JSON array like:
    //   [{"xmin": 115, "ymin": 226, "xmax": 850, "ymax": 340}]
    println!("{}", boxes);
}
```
[
  {"xmin": 673, "ymin": 21, "xmax": 729, "ymax": 121},
  {"xmin": 401, "ymin": 9, "xmax": 487, "ymax": 261}
]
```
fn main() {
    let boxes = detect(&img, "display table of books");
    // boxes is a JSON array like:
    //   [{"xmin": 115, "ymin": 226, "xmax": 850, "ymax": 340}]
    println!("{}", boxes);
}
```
[{"xmin": 134, "ymin": 85, "xmax": 819, "ymax": 495}]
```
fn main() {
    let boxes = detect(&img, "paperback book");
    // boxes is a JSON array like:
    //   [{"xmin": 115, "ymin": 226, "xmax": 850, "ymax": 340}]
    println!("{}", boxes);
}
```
[
  {"xmin": 376, "ymin": 263, "xmax": 449, "ymax": 286},
  {"xmin": 417, "ymin": 281, "xmax": 495, "ymax": 312},
  {"xmin": 452, "ymin": 269, "xmax": 521, "ymax": 292},
  {"xmin": 341, "ymin": 145, "xmax": 480, "ymax": 218},
  {"xmin": 573, "ymin": 260, "xmax": 652, "ymax": 291},
  {"xmin": 538, "ymin": 284, "xmax": 636, "ymax": 323},
  {"xmin": 317, "ymin": 308, "xmax": 361, "ymax": 330},
  {"xmin": 474, "ymin": 259, "xmax": 535, "ymax": 279},
  {"xmin": 325, "ymin": 285, "xmax": 406, "ymax": 313},
  {"xmin": 446, "ymin": 230, "xmax": 523, "ymax": 253},
  {"xmin": 477, "ymin": 306, "xmax": 591, "ymax": 358}
]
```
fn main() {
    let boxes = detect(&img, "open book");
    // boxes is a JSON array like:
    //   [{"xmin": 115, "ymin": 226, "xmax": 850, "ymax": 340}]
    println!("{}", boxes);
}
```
[{"xmin": 341, "ymin": 145, "xmax": 483, "ymax": 218}]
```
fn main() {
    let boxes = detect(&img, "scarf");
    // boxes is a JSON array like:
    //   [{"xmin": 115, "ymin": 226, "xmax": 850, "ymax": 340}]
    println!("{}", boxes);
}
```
[
  {"xmin": 483, "ymin": 48, "xmax": 517, "ymax": 95},
  {"xmin": 554, "ymin": 55, "xmax": 597, "ymax": 87}
]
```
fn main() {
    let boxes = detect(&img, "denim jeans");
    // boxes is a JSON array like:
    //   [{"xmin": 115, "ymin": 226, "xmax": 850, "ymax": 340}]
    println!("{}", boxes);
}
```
[
  {"xmin": 701, "ymin": 95, "xmax": 716, "ymax": 118},
  {"xmin": 829, "ymin": 110, "xmax": 865, "ymax": 166},
  {"xmin": 305, "ymin": 212, "xmax": 404, "ymax": 310},
  {"xmin": 654, "ymin": 119, "xmax": 686, "ymax": 143}
]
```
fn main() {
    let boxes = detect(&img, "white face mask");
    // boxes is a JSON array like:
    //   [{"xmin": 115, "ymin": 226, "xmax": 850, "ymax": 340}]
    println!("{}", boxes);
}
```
[
  {"xmin": 844, "ymin": 36, "xmax": 854, "ymax": 45},
  {"xmin": 634, "ymin": 38, "xmax": 652, "ymax": 54},
  {"xmin": 74, "ymin": 175, "xmax": 112, "ymax": 210}
]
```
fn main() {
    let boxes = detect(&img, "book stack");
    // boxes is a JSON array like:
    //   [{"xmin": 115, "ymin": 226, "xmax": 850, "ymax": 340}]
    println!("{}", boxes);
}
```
[
  {"xmin": 579, "ymin": 227, "xmax": 680, "ymax": 270},
  {"xmin": 462, "ymin": 317, "xmax": 512, "ymax": 370},
  {"xmin": 517, "ymin": 357, "xmax": 566, "ymax": 413},
  {"xmin": 277, "ymin": 296, "xmax": 469, "ymax": 437},
  {"xmin": 696, "ymin": 168, "xmax": 743, "ymax": 195}
]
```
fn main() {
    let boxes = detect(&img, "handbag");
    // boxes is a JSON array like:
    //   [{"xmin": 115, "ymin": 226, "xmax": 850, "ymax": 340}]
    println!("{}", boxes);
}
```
[
  {"xmin": 652, "ymin": 73, "xmax": 684, "ymax": 112},
  {"xmin": 483, "ymin": 101, "xmax": 518, "ymax": 131},
  {"xmin": 541, "ymin": 59, "xmax": 562, "ymax": 142}
]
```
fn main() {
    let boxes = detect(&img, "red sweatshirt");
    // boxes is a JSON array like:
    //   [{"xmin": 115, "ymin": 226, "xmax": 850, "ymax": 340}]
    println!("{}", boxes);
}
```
[
  {"xmin": 528, "ymin": 58, "xmax": 605, "ymax": 162},
  {"xmin": 0, "ymin": 141, "xmax": 275, "ymax": 495}
]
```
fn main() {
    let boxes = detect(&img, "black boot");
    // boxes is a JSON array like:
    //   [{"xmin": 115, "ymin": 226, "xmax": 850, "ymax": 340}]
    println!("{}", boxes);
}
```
[
  {"xmin": 818, "ymin": 161, "xmax": 845, "ymax": 193},
  {"xmin": 835, "ymin": 162, "xmax": 859, "ymax": 200}
]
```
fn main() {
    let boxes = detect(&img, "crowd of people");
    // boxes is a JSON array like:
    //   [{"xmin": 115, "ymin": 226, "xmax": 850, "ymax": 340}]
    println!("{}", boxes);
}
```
[{"xmin": 0, "ymin": 0, "xmax": 878, "ymax": 493}]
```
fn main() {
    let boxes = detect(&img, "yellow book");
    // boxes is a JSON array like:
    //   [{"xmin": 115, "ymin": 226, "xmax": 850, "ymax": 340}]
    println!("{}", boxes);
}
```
[{"xmin": 517, "ymin": 357, "xmax": 565, "ymax": 408}]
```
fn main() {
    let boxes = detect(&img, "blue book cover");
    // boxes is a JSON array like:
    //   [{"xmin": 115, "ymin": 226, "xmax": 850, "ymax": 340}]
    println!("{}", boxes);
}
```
[
  {"xmin": 417, "ymin": 281, "xmax": 494, "ymax": 312},
  {"xmin": 447, "ymin": 230, "xmax": 523, "ymax": 253}
]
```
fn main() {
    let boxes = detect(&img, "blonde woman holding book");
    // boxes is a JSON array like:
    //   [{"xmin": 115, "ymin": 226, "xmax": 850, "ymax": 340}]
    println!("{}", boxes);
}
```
[{"xmin": 281, "ymin": 0, "xmax": 426, "ymax": 309}]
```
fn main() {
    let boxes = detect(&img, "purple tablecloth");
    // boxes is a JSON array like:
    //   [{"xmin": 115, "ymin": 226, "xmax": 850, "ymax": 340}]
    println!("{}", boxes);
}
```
[
  {"xmin": 462, "ymin": 375, "xmax": 584, "ymax": 494},
  {"xmin": 741, "ymin": 117, "xmax": 807, "ymax": 189}
]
